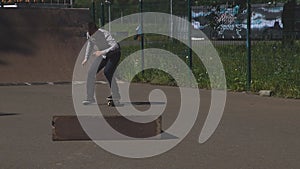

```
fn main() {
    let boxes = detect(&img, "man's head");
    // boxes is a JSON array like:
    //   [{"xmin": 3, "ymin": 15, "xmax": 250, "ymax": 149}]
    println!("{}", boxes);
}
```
[{"xmin": 88, "ymin": 22, "xmax": 98, "ymax": 36}]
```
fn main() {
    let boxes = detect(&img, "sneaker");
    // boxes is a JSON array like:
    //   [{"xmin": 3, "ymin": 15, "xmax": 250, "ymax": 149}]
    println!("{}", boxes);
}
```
[
  {"xmin": 107, "ymin": 100, "xmax": 123, "ymax": 107},
  {"xmin": 82, "ymin": 99, "xmax": 96, "ymax": 105},
  {"xmin": 106, "ymin": 95, "xmax": 112, "ymax": 100}
]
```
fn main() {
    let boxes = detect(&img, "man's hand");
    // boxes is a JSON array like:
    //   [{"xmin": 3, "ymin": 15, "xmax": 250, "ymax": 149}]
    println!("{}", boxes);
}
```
[
  {"xmin": 93, "ymin": 50, "xmax": 105, "ymax": 57},
  {"xmin": 82, "ymin": 58, "xmax": 88, "ymax": 66}
]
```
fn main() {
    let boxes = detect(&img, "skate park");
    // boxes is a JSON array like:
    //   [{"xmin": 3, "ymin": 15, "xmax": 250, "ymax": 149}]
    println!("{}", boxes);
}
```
[{"xmin": 1, "ymin": 1, "xmax": 300, "ymax": 169}]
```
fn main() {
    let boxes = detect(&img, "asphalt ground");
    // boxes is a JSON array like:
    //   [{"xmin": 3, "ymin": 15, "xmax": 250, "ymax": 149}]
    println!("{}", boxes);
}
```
[{"xmin": 0, "ymin": 84, "xmax": 300, "ymax": 169}]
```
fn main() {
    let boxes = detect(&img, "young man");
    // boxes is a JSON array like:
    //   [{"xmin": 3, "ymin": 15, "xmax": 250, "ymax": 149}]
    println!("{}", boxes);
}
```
[{"xmin": 82, "ymin": 22, "xmax": 121, "ymax": 105}]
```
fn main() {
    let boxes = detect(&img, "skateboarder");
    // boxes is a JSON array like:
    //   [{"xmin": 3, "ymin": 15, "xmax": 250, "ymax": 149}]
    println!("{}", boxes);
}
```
[{"xmin": 82, "ymin": 22, "xmax": 121, "ymax": 105}]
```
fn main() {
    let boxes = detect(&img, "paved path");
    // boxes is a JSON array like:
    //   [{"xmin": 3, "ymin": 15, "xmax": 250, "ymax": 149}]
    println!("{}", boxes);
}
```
[{"xmin": 0, "ymin": 84, "xmax": 299, "ymax": 169}]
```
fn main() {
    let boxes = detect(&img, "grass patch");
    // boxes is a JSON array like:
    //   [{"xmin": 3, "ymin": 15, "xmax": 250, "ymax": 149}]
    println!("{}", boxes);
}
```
[{"xmin": 118, "ymin": 39, "xmax": 300, "ymax": 99}]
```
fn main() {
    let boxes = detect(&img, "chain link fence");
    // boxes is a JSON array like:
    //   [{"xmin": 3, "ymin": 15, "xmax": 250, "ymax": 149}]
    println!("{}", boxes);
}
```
[{"xmin": 90, "ymin": 0, "xmax": 299, "ymax": 98}]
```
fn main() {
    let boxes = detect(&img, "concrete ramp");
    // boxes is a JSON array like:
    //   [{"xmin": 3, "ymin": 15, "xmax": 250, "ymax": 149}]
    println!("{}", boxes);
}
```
[{"xmin": 0, "ymin": 8, "xmax": 90, "ymax": 83}]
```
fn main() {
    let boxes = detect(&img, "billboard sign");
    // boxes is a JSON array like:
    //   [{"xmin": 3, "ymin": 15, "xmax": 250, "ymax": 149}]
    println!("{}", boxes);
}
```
[{"xmin": 192, "ymin": 3, "xmax": 284, "ymax": 40}]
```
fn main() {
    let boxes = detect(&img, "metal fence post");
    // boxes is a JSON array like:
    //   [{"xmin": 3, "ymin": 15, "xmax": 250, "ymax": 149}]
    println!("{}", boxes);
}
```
[
  {"xmin": 246, "ymin": 0, "xmax": 252, "ymax": 91},
  {"xmin": 139, "ymin": 0, "xmax": 144, "ymax": 75},
  {"xmin": 188, "ymin": 0, "xmax": 192, "ymax": 70},
  {"xmin": 92, "ymin": 0, "xmax": 96, "ymax": 23},
  {"xmin": 170, "ymin": 0, "xmax": 173, "ymax": 38},
  {"xmin": 105, "ymin": 0, "xmax": 111, "ymax": 32},
  {"xmin": 100, "ymin": 2, "xmax": 105, "ymax": 27}
]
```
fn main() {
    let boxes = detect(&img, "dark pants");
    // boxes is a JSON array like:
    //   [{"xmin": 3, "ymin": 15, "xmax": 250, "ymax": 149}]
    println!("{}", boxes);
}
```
[{"xmin": 97, "ymin": 49, "xmax": 121, "ymax": 98}]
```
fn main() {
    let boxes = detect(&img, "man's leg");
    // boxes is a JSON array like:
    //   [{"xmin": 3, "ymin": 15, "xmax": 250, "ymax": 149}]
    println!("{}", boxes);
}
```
[
  {"xmin": 86, "ymin": 57, "xmax": 106, "ymax": 101},
  {"xmin": 104, "ymin": 50, "xmax": 121, "ymax": 99},
  {"xmin": 97, "ymin": 57, "xmax": 108, "ymax": 73}
]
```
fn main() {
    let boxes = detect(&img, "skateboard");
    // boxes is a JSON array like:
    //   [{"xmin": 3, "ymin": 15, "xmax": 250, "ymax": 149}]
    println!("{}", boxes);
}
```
[{"xmin": 107, "ymin": 98, "xmax": 122, "ymax": 107}]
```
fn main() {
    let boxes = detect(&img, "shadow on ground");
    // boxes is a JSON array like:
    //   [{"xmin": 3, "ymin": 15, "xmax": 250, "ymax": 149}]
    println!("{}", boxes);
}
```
[{"xmin": 0, "ymin": 112, "xmax": 19, "ymax": 116}]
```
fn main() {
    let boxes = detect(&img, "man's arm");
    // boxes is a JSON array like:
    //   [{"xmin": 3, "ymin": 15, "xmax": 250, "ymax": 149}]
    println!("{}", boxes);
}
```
[
  {"xmin": 101, "ymin": 29, "xmax": 119, "ymax": 55},
  {"xmin": 82, "ymin": 33, "xmax": 93, "ymax": 65}
]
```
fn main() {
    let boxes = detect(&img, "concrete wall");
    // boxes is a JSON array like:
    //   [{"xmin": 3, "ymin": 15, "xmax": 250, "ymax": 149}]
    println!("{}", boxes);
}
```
[{"xmin": 0, "ymin": 8, "xmax": 90, "ymax": 83}]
